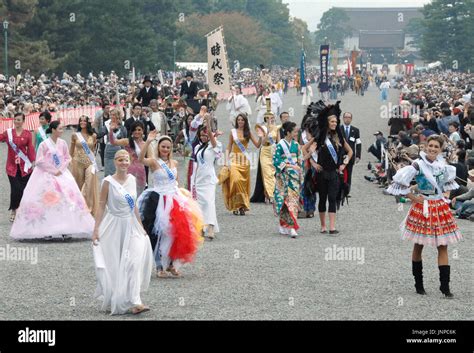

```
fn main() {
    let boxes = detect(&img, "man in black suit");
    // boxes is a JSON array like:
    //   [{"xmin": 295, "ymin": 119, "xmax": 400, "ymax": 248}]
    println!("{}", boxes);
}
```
[
  {"xmin": 124, "ymin": 103, "xmax": 156, "ymax": 139},
  {"xmin": 180, "ymin": 71, "xmax": 200, "ymax": 113},
  {"xmin": 341, "ymin": 112, "xmax": 361, "ymax": 193},
  {"xmin": 136, "ymin": 76, "xmax": 158, "ymax": 107}
]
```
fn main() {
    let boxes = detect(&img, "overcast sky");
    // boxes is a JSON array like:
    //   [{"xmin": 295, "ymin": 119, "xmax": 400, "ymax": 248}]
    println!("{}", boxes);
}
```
[{"xmin": 283, "ymin": 0, "xmax": 432, "ymax": 31}]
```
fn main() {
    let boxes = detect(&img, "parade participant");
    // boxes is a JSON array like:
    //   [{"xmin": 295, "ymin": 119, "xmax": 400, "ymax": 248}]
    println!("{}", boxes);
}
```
[
  {"xmin": 180, "ymin": 71, "xmax": 199, "ymax": 113},
  {"xmin": 380, "ymin": 78, "xmax": 390, "ymax": 102},
  {"xmin": 269, "ymin": 86, "xmax": 283, "ymax": 117},
  {"xmin": 191, "ymin": 115, "xmax": 222, "ymax": 240},
  {"xmin": 124, "ymin": 103, "xmax": 155, "ymax": 138},
  {"xmin": 102, "ymin": 108, "xmax": 127, "ymax": 177},
  {"xmin": 32, "ymin": 111, "xmax": 52, "ymax": 151},
  {"xmin": 108, "ymin": 121, "xmax": 147, "ymax": 196},
  {"xmin": 273, "ymin": 121, "xmax": 302, "ymax": 238},
  {"xmin": 149, "ymin": 99, "xmax": 168, "ymax": 136},
  {"xmin": 312, "ymin": 103, "xmax": 353, "ymax": 235},
  {"xmin": 174, "ymin": 113, "xmax": 196, "ymax": 190},
  {"xmin": 226, "ymin": 86, "xmax": 252, "ymax": 124},
  {"xmin": 10, "ymin": 121, "xmax": 94, "ymax": 239},
  {"xmin": 138, "ymin": 131, "xmax": 203, "ymax": 278},
  {"xmin": 0, "ymin": 113, "xmax": 35, "ymax": 222},
  {"xmin": 251, "ymin": 110, "xmax": 278, "ymax": 204},
  {"xmin": 70, "ymin": 115, "xmax": 100, "ymax": 216},
  {"xmin": 92, "ymin": 149, "xmax": 153, "ymax": 315},
  {"xmin": 387, "ymin": 135, "xmax": 462, "ymax": 298},
  {"xmin": 93, "ymin": 100, "xmax": 111, "ymax": 170},
  {"xmin": 136, "ymin": 76, "xmax": 158, "ymax": 107},
  {"xmin": 255, "ymin": 88, "xmax": 270, "ymax": 124},
  {"xmin": 341, "ymin": 112, "xmax": 361, "ymax": 193},
  {"xmin": 225, "ymin": 113, "xmax": 263, "ymax": 216},
  {"xmin": 276, "ymin": 111, "xmax": 290, "ymax": 142},
  {"xmin": 298, "ymin": 117, "xmax": 317, "ymax": 218}
]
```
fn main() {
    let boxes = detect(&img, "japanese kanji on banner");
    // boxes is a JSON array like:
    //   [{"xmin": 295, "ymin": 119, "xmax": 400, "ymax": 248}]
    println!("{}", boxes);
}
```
[{"xmin": 206, "ymin": 26, "xmax": 231, "ymax": 96}]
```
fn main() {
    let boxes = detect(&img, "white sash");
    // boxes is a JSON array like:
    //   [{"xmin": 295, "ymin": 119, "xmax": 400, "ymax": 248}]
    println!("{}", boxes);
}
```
[
  {"xmin": 38, "ymin": 125, "xmax": 48, "ymax": 142},
  {"xmin": 325, "ymin": 137, "xmax": 338, "ymax": 165},
  {"xmin": 44, "ymin": 138, "xmax": 62, "ymax": 169},
  {"xmin": 7, "ymin": 129, "xmax": 32, "ymax": 173},
  {"xmin": 231, "ymin": 129, "xmax": 252, "ymax": 163},
  {"xmin": 157, "ymin": 158, "xmax": 176, "ymax": 182},
  {"xmin": 76, "ymin": 133, "xmax": 98, "ymax": 174},
  {"xmin": 279, "ymin": 139, "xmax": 296, "ymax": 165},
  {"xmin": 105, "ymin": 175, "xmax": 135, "ymax": 212},
  {"xmin": 302, "ymin": 131, "xmax": 309, "ymax": 144}
]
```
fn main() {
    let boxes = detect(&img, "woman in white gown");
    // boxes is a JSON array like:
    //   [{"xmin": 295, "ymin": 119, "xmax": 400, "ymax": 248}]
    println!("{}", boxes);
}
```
[
  {"xmin": 92, "ymin": 150, "xmax": 153, "ymax": 315},
  {"xmin": 191, "ymin": 115, "xmax": 222, "ymax": 240}
]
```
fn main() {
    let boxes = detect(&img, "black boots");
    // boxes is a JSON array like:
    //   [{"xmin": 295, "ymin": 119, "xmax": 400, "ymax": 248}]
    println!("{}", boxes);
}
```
[
  {"xmin": 412, "ymin": 261, "xmax": 426, "ymax": 295},
  {"xmin": 439, "ymin": 265, "xmax": 454, "ymax": 298}
]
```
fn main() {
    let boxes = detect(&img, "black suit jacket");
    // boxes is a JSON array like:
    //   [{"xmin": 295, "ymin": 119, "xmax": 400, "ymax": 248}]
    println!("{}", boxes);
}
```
[
  {"xmin": 341, "ymin": 125, "xmax": 361, "ymax": 163},
  {"xmin": 137, "ymin": 87, "xmax": 159, "ymax": 107},
  {"xmin": 180, "ymin": 80, "xmax": 199, "ymax": 99},
  {"xmin": 124, "ymin": 116, "xmax": 156, "ymax": 139}
]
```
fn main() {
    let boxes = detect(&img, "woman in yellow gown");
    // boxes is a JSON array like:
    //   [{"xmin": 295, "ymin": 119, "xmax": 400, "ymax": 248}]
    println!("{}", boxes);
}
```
[
  {"xmin": 225, "ymin": 114, "xmax": 262, "ymax": 215},
  {"xmin": 251, "ymin": 112, "xmax": 278, "ymax": 204},
  {"xmin": 70, "ymin": 116, "xmax": 100, "ymax": 216}
]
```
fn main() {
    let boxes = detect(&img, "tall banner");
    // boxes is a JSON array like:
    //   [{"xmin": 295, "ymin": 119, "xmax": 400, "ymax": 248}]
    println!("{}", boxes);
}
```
[
  {"xmin": 300, "ymin": 49, "xmax": 306, "ymax": 88},
  {"xmin": 332, "ymin": 49, "xmax": 338, "ymax": 75},
  {"xmin": 206, "ymin": 26, "xmax": 231, "ymax": 96},
  {"xmin": 351, "ymin": 50, "xmax": 358, "ymax": 75},
  {"xmin": 319, "ymin": 45, "xmax": 329, "ymax": 92}
]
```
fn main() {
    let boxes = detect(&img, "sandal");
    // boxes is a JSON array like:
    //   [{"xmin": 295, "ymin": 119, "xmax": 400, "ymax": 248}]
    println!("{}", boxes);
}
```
[
  {"xmin": 329, "ymin": 230, "xmax": 340, "ymax": 235},
  {"xmin": 233, "ymin": 210, "xmax": 239, "ymax": 216},
  {"xmin": 166, "ymin": 267, "xmax": 182, "ymax": 278},
  {"xmin": 239, "ymin": 208, "xmax": 245, "ymax": 216},
  {"xmin": 131, "ymin": 305, "xmax": 150, "ymax": 315},
  {"xmin": 320, "ymin": 229, "xmax": 328, "ymax": 234},
  {"xmin": 306, "ymin": 212, "xmax": 314, "ymax": 218},
  {"xmin": 9, "ymin": 212, "xmax": 15, "ymax": 223},
  {"xmin": 156, "ymin": 270, "xmax": 169, "ymax": 278}
]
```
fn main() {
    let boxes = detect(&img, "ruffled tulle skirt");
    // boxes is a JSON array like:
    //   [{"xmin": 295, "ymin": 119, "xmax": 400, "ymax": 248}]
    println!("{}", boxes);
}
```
[
  {"xmin": 401, "ymin": 199, "xmax": 463, "ymax": 246},
  {"xmin": 138, "ymin": 188, "xmax": 203, "ymax": 269}
]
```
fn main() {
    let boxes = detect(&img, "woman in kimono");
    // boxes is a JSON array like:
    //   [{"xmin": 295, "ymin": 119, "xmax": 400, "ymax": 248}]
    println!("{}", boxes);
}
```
[
  {"xmin": 387, "ymin": 135, "xmax": 462, "ymax": 298},
  {"xmin": 225, "ymin": 114, "xmax": 263, "ymax": 215},
  {"xmin": 70, "ymin": 115, "xmax": 100, "ymax": 216},
  {"xmin": 92, "ymin": 149, "xmax": 153, "ymax": 315},
  {"xmin": 191, "ymin": 115, "xmax": 222, "ymax": 240},
  {"xmin": 10, "ymin": 120, "xmax": 94, "ymax": 240},
  {"xmin": 273, "ymin": 121, "xmax": 303, "ymax": 238}
]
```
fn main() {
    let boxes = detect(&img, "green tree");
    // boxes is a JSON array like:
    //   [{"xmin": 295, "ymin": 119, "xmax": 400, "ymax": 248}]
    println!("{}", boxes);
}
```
[
  {"xmin": 419, "ymin": 0, "xmax": 473, "ymax": 71},
  {"xmin": 314, "ymin": 8, "xmax": 352, "ymax": 49},
  {"xmin": 0, "ymin": 0, "xmax": 58, "ymax": 75}
]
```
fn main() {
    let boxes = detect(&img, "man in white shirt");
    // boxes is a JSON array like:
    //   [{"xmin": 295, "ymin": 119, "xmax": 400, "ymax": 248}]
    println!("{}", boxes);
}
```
[
  {"xmin": 226, "ymin": 86, "xmax": 252, "ymax": 125},
  {"xmin": 269, "ymin": 86, "xmax": 282, "ymax": 117}
]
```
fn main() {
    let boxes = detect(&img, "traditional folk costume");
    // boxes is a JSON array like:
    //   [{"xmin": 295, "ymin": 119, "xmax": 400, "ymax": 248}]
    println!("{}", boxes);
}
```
[
  {"xmin": 71, "ymin": 132, "xmax": 100, "ymax": 216},
  {"xmin": 191, "ymin": 141, "xmax": 222, "ymax": 235},
  {"xmin": 251, "ymin": 124, "xmax": 277, "ymax": 203},
  {"xmin": 387, "ymin": 152, "xmax": 462, "ymax": 245},
  {"xmin": 0, "ymin": 128, "xmax": 35, "ymax": 213},
  {"xmin": 387, "ymin": 151, "xmax": 462, "ymax": 297},
  {"xmin": 93, "ymin": 175, "xmax": 153, "ymax": 315},
  {"xmin": 273, "ymin": 138, "xmax": 302, "ymax": 237},
  {"xmin": 226, "ymin": 129, "xmax": 252, "ymax": 212},
  {"xmin": 138, "ymin": 160, "xmax": 203, "ymax": 272},
  {"xmin": 10, "ymin": 138, "xmax": 94, "ymax": 239}
]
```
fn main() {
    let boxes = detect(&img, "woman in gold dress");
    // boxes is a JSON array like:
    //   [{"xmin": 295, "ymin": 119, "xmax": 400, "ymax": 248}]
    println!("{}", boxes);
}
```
[
  {"xmin": 251, "ymin": 112, "xmax": 278, "ymax": 204},
  {"xmin": 225, "ymin": 114, "xmax": 262, "ymax": 215},
  {"xmin": 70, "ymin": 115, "xmax": 100, "ymax": 216}
]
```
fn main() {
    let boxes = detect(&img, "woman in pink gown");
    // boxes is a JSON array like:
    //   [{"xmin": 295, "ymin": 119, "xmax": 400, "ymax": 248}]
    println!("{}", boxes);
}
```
[{"xmin": 10, "ymin": 121, "xmax": 95, "ymax": 240}]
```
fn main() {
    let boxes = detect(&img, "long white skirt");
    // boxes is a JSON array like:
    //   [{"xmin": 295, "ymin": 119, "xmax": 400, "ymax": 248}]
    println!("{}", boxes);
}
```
[
  {"xmin": 93, "ymin": 212, "xmax": 153, "ymax": 315},
  {"xmin": 195, "ymin": 182, "xmax": 219, "ymax": 233}
]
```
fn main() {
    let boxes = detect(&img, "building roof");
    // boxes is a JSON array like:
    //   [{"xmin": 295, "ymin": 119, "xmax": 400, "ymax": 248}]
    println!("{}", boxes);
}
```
[
  {"xmin": 336, "ymin": 7, "xmax": 423, "ymax": 35},
  {"xmin": 359, "ymin": 31, "xmax": 405, "ymax": 49}
]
